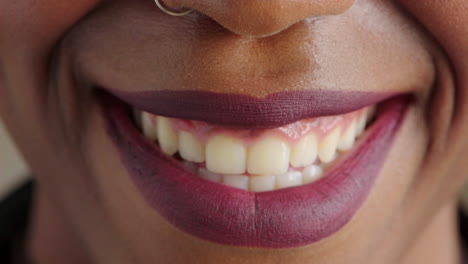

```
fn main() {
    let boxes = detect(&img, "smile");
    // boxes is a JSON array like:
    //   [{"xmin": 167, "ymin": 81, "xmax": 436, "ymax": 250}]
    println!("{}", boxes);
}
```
[
  {"xmin": 101, "ymin": 89, "xmax": 410, "ymax": 248},
  {"xmin": 135, "ymin": 104, "xmax": 375, "ymax": 191}
]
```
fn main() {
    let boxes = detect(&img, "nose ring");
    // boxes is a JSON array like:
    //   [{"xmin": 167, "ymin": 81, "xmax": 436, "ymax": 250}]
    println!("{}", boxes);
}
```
[{"xmin": 154, "ymin": 0, "xmax": 194, "ymax": 16}]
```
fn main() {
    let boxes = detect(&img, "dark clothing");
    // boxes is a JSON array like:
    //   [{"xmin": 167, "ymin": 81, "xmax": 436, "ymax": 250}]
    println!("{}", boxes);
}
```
[
  {"xmin": 0, "ymin": 181, "xmax": 33, "ymax": 263},
  {"xmin": 0, "ymin": 181, "xmax": 467, "ymax": 263}
]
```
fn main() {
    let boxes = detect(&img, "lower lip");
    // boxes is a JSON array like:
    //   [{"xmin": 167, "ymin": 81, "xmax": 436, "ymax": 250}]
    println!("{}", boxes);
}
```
[{"xmin": 101, "ymin": 94, "xmax": 409, "ymax": 248}]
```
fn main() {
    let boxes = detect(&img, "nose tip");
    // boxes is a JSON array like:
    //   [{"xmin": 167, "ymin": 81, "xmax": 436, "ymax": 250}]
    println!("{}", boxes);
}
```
[{"xmin": 163, "ymin": 0, "xmax": 355, "ymax": 37}]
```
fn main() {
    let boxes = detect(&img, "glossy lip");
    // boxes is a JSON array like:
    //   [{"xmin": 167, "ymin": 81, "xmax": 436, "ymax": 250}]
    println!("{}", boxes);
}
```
[
  {"xmin": 101, "ymin": 91, "xmax": 409, "ymax": 248},
  {"xmin": 106, "ymin": 89, "xmax": 396, "ymax": 129}
]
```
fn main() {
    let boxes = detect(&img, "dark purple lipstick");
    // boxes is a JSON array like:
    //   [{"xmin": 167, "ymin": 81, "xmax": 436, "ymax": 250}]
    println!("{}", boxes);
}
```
[
  {"xmin": 101, "ymin": 90, "xmax": 409, "ymax": 248},
  {"xmin": 107, "ymin": 89, "xmax": 395, "ymax": 129}
]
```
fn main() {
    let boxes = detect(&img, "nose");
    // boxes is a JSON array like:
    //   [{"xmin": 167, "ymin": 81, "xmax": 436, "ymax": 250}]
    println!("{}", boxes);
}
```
[{"xmin": 163, "ymin": 0, "xmax": 355, "ymax": 37}]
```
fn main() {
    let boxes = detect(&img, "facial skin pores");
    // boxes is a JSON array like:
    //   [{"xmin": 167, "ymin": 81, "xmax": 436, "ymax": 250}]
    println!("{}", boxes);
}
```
[{"xmin": 0, "ymin": 0, "xmax": 467, "ymax": 263}]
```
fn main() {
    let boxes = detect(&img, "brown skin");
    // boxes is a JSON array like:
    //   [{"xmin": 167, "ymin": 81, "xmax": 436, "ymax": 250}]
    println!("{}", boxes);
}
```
[{"xmin": 0, "ymin": 0, "xmax": 467, "ymax": 263}]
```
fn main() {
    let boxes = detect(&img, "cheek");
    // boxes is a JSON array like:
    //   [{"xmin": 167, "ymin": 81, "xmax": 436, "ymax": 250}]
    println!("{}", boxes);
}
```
[
  {"xmin": 0, "ymin": 0, "xmax": 101, "ymax": 54},
  {"xmin": 397, "ymin": 0, "xmax": 468, "ymax": 162},
  {"xmin": 396, "ymin": 0, "xmax": 468, "ymax": 83},
  {"xmin": 0, "ymin": 0, "xmax": 102, "ymax": 145}
]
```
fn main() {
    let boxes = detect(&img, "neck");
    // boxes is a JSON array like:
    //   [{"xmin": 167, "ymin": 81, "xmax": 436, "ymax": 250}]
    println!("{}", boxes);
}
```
[
  {"xmin": 24, "ymin": 187, "xmax": 92, "ymax": 264},
  {"xmin": 401, "ymin": 202, "xmax": 462, "ymax": 264}
]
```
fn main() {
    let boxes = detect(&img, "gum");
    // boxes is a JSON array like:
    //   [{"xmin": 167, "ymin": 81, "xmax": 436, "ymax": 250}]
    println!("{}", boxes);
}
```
[{"xmin": 147, "ymin": 107, "xmax": 371, "ymax": 147}]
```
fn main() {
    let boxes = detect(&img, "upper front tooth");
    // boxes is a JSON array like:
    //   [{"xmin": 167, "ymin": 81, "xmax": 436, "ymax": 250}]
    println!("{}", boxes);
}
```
[
  {"xmin": 318, "ymin": 126, "xmax": 341, "ymax": 163},
  {"xmin": 337, "ymin": 121, "xmax": 357, "ymax": 151},
  {"xmin": 357, "ymin": 112, "xmax": 367, "ymax": 135},
  {"xmin": 179, "ymin": 131, "xmax": 205, "ymax": 162},
  {"xmin": 247, "ymin": 136, "xmax": 290, "ymax": 175},
  {"xmin": 206, "ymin": 134, "xmax": 247, "ymax": 174},
  {"xmin": 142, "ymin": 112, "xmax": 157, "ymax": 141},
  {"xmin": 156, "ymin": 116, "xmax": 179, "ymax": 155},
  {"xmin": 290, "ymin": 133, "xmax": 318, "ymax": 168}
]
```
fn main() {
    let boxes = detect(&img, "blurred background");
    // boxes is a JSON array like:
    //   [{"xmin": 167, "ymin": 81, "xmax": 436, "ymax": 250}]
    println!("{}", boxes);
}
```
[{"xmin": 0, "ymin": 121, "xmax": 29, "ymax": 199}]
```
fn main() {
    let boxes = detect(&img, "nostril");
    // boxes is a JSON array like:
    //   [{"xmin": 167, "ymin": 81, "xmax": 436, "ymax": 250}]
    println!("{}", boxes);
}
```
[{"xmin": 160, "ymin": 0, "xmax": 355, "ymax": 37}]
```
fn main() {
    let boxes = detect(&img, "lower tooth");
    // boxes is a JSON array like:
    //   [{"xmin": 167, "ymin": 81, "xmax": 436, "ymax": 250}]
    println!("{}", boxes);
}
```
[
  {"xmin": 223, "ymin": 175, "xmax": 249, "ymax": 190},
  {"xmin": 276, "ymin": 171, "xmax": 302, "ymax": 189},
  {"xmin": 198, "ymin": 168, "xmax": 222, "ymax": 183},
  {"xmin": 250, "ymin": 175, "xmax": 276, "ymax": 192},
  {"xmin": 302, "ymin": 165, "xmax": 323, "ymax": 184}
]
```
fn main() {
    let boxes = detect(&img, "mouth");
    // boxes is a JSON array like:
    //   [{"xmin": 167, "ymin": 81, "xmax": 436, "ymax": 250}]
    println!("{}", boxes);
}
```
[{"xmin": 101, "ymin": 89, "xmax": 410, "ymax": 248}]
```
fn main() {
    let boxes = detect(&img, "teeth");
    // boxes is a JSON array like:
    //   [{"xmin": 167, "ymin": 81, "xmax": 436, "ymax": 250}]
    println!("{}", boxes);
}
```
[
  {"xmin": 142, "ymin": 112, "xmax": 157, "ymax": 141},
  {"xmin": 223, "ymin": 175, "xmax": 249, "ymax": 190},
  {"xmin": 139, "ymin": 105, "xmax": 375, "ymax": 192},
  {"xmin": 276, "ymin": 171, "xmax": 302, "ymax": 189},
  {"xmin": 249, "ymin": 175, "xmax": 276, "ymax": 192},
  {"xmin": 318, "ymin": 126, "xmax": 341, "ymax": 163},
  {"xmin": 179, "ymin": 131, "xmax": 205, "ymax": 163},
  {"xmin": 356, "ymin": 112, "xmax": 367, "ymax": 136},
  {"xmin": 206, "ymin": 134, "xmax": 247, "ymax": 174},
  {"xmin": 156, "ymin": 116, "xmax": 179, "ymax": 155},
  {"xmin": 247, "ymin": 137, "xmax": 290, "ymax": 175},
  {"xmin": 302, "ymin": 165, "xmax": 323, "ymax": 184},
  {"xmin": 198, "ymin": 168, "xmax": 222, "ymax": 183},
  {"xmin": 337, "ymin": 121, "xmax": 357, "ymax": 151},
  {"xmin": 290, "ymin": 133, "xmax": 318, "ymax": 168}
]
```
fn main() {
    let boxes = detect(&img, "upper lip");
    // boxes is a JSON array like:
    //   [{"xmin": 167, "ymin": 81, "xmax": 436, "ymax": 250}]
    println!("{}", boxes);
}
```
[{"xmin": 105, "ymin": 88, "xmax": 396, "ymax": 129}]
